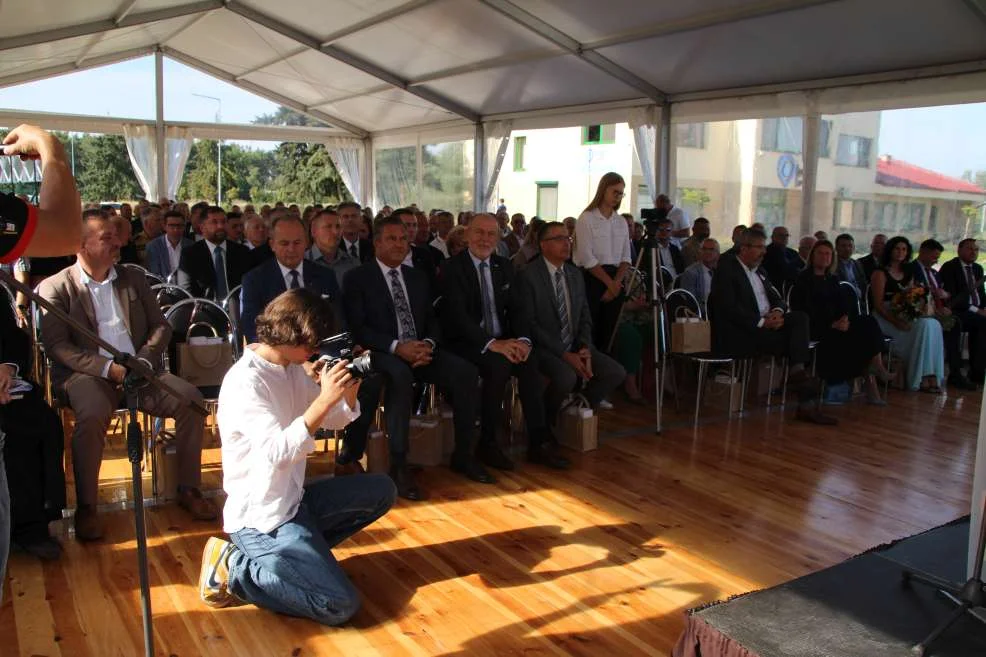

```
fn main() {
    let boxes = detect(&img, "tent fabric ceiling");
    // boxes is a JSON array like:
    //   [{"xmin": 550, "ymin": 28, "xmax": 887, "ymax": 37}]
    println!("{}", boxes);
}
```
[{"xmin": 1, "ymin": 0, "xmax": 985, "ymax": 136}]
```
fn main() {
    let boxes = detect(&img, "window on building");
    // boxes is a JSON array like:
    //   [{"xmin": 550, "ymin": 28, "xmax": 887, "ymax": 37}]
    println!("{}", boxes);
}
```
[
  {"xmin": 513, "ymin": 135, "xmax": 526, "ymax": 172},
  {"xmin": 873, "ymin": 201, "xmax": 897, "ymax": 229},
  {"xmin": 833, "ymin": 198, "xmax": 869, "ymax": 229},
  {"xmin": 536, "ymin": 182, "xmax": 559, "ymax": 220},
  {"xmin": 836, "ymin": 135, "xmax": 872, "ymax": 167},
  {"xmin": 761, "ymin": 117, "xmax": 803, "ymax": 153},
  {"xmin": 676, "ymin": 123, "xmax": 706, "ymax": 149},
  {"xmin": 755, "ymin": 188, "xmax": 787, "ymax": 230},
  {"xmin": 676, "ymin": 187, "xmax": 709, "ymax": 218},
  {"xmin": 819, "ymin": 120, "xmax": 832, "ymax": 158},
  {"xmin": 582, "ymin": 124, "xmax": 616, "ymax": 145},
  {"xmin": 901, "ymin": 202, "xmax": 925, "ymax": 231}
]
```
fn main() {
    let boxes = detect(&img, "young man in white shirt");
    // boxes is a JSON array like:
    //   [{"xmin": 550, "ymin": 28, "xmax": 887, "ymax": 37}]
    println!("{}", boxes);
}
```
[{"xmin": 199, "ymin": 288, "xmax": 396, "ymax": 624}]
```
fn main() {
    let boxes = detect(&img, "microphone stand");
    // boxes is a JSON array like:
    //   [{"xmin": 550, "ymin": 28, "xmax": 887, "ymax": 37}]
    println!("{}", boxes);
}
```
[
  {"xmin": 0, "ymin": 269, "xmax": 207, "ymax": 657},
  {"xmin": 606, "ymin": 224, "xmax": 668, "ymax": 433}
]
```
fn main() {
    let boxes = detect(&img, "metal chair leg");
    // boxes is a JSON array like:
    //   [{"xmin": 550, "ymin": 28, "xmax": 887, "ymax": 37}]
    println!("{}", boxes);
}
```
[
  {"xmin": 780, "ymin": 358, "xmax": 789, "ymax": 407},
  {"xmin": 694, "ymin": 361, "xmax": 707, "ymax": 425},
  {"xmin": 766, "ymin": 357, "xmax": 775, "ymax": 407},
  {"xmin": 739, "ymin": 359, "xmax": 751, "ymax": 414}
]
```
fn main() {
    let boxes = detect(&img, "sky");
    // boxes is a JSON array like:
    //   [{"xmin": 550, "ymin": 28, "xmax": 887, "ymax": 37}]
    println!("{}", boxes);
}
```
[{"xmin": 1, "ymin": 56, "xmax": 985, "ymax": 178}]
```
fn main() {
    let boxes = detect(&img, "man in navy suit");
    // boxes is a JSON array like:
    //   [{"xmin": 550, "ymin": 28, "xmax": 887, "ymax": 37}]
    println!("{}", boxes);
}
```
[
  {"xmin": 938, "ymin": 238, "xmax": 986, "ymax": 388},
  {"xmin": 177, "ymin": 207, "xmax": 253, "ymax": 301},
  {"xmin": 240, "ymin": 216, "xmax": 341, "ymax": 343},
  {"xmin": 339, "ymin": 216, "xmax": 491, "ymax": 501},
  {"xmin": 145, "ymin": 210, "xmax": 191, "ymax": 281}
]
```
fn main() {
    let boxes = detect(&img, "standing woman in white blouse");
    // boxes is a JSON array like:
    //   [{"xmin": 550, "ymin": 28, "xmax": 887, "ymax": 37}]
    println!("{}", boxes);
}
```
[{"xmin": 573, "ymin": 172, "xmax": 632, "ymax": 350}]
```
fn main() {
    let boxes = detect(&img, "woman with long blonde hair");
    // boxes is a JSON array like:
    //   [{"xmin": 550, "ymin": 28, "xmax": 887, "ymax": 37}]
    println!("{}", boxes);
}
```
[{"xmin": 573, "ymin": 172, "xmax": 631, "ymax": 350}]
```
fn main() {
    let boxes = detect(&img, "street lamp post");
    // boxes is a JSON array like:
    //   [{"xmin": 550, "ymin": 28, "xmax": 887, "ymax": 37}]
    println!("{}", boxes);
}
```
[{"xmin": 192, "ymin": 93, "xmax": 222, "ymax": 205}]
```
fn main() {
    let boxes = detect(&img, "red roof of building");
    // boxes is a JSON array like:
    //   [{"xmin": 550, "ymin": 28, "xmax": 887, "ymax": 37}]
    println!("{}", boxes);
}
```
[{"xmin": 876, "ymin": 156, "xmax": 985, "ymax": 195}]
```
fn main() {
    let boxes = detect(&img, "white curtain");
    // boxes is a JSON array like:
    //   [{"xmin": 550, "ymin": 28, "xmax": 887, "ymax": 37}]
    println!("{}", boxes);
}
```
[
  {"xmin": 629, "ymin": 106, "xmax": 657, "ymax": 205},
  {"xmin": 325, "ymin": 137, "xmax": 365, "ymax": 205},
  {"xmin": 123, "ymin": 124, "xmax": 193, "ymax": 201},
  {"xmin": 481, "ymin": 119, "xmax": 512, "ymax": 211}
]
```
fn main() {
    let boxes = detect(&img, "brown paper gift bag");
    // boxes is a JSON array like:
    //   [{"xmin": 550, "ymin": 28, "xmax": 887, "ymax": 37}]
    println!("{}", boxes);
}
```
[
  {"xmin": 557, "ymin": 398, "xmax": 598, "ymax": 452},
  {"xmin": 670, "ymin": 308, "xmax": 711, "ymax": 354},
  {"xmin": 440, "ymin": 410, "xmax": 455, "ymax": 465},
  {"xmin": 153, "ymin": 432, "xmax": 180, "ymax": 501},
  {"xmin": 365, "ymin": 430, "xmax": 390, "ymax": 474},
  {"xmin": 177, "ymin": 338, "xmax": 233, "ymax": 387}
]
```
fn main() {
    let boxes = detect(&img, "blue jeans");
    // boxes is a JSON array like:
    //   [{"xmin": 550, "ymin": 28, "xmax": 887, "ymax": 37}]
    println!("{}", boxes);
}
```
[{"xmin": 227, "ymin": 473, "xmax": 396, "ymax": 625}]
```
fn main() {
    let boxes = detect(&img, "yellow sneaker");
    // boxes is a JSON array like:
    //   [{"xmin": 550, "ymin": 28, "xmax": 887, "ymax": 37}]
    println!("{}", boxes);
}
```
[{"xmin": 198, "ymin": 537, "xmax": 243, "ymax": 608}]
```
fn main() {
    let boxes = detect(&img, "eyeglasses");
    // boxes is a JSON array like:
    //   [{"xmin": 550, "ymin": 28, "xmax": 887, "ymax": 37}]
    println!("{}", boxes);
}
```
[{"xmin": 543, "ymin": 236, "xmax": 573, "ymax": 243}]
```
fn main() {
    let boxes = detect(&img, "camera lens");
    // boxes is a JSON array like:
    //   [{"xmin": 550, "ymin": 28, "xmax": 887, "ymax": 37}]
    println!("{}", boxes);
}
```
[{"xmin": 347, "ymin": 352, "xmax": 373, "ymax": 379}]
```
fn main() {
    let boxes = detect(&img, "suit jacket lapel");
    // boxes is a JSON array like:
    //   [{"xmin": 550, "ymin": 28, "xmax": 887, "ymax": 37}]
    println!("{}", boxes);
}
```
[
  {"xmin": 113, "ymin": 267, "xmax": 133, "ymax": 336},
  {"xmin": 534, "ymin": 259, "xmax": 561, "ymax": 322},
  {"xmin": 71, "ymin": 266, "xmax": 97, "ymax": 329}
]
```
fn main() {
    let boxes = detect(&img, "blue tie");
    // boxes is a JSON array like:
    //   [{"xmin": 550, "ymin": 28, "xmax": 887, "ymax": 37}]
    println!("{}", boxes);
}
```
[{"xmin": 213, "ymin": 246, "xmax": 228, "ymax": 300}]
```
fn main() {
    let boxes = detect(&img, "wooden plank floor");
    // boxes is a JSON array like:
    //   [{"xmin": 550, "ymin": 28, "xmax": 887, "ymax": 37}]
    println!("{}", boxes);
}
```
[{"xmin": 0, "ymin": 387, "xmax": 979, "ymax": 657}]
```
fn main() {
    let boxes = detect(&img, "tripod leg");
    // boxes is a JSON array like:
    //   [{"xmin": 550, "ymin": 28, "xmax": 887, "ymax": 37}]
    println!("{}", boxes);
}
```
[
  {"xmin": 912, "ymin": 601, "xmax": 972, "ymax": 656},
  {"xmin": 126, "ymin": 403, "xmax": 154, "ymax": 657}
]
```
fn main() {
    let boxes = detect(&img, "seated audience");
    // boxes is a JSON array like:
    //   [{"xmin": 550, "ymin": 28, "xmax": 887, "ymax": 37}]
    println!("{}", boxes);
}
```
[
  {"xmin": 708, "ymin": 228, "xmax": 835, "ymax": 425},
  {"xmin": 938, "ymin": 238, "xmax": 986, "ymax": 388},
  {"xmin": 0, "ymin": 287, "xmax": 65, "ymax": 560},
  {"xmin": 762, "ymin": 226, "xmax": 802, "ymax": 292},
  {"xmin": 797, "ymin": 235, "xmax": 816, "ymax": 265},
  {"xmin": 834, "ymin": 233, "xmax": 867, "ymax": 297},
  {"xmin": 680, "ymin": 217, "xmax": 710, "ymax": 267},
  {"xmin": 790, "ymin": 240, "xmax": 890, "ymax": 404},
  {"xmin": 495, "ymin": 210, "xmax": 520, "ymax": 258},
  {"xmin": 511, "ymin": 213, "xmax": 527, "ymax": 241},
  {"xmin": 441, "ymin": 214, "xmax": 569, "ymax": 470},
  {"xmin": 240, "ymin": 216, "xmax": 341, "ymax": 343},
  {"xmin": 186, "ymin": 201, "xmax": 209, "ymax": 241},
  {"xmin": 134, "ymin": 204, "xmax": 162, "ymax": 266},
  {"xmin": 110, "ymin": 213, "xmax": 140, "ymax": 265},
  {"xmin": 200, "ymin": 288, "xmax": 395, "ymax": 623},
  {"xmin": 722, "ymin": 224, "xmax": 746, "ymax": 257},
  {"xmin": 338, "ymin": 202, "xmax": 373, "ymax": 263},
  {"xmin": 429, "ymin": 211, "xmax": 454, "ymax": 258},
  {"xmin": 307, "ymin": 209, "xmax": 358, "ymax": 292},
  {"xmin": 243, "ymin": 213, "xmax": 268, "ymax": 251},
  {"xmin": 653, "ymin": 216, "xmax": 685, "ymax": 277},
  {"xmin": 613, "ymin": 270, "xmax": 653, "ymax": 405},
  {"xmin": 396, "ymin": 208, "xmax": 440, "ymax": 293},
  {"xmin": 870, "ymin": 236, "xmax": 945, "ymax": 392},
  {"xmin": 226, "ymin": 211, "xmax": 245, "ymax": 245},
  {"xmin": 563, "ymin": 216, "xmax": 576, "ymax": 237},
  {"xmin": 511, "ymin": 218, "xmax": 545, "ymax": 271},
  {"xmin": 814, "ymin": 230, "xmax": 829, "ymax": 242},
  {"xmin": 516, "ymin": 222, "xmax": 625, "ymax": 426},
  {"xmin": 177, "ymin": 206, "xmax": 253, "ymax": 302},
  {"xmin": 446, "ymin": 225, "xmax": 468, "ymax": 258},
  {"xmin": 39, "ymin": 213, "xmax": 215, "ymax": 541},
  {"xmin": 859, "ymin": 233, "xmax": 887, "ymax": 283},
  {"xmin": 912, "ymin": 240, "xmax": 967, "ymax": 389},
  {"xmin": 679, "ymin": 238, "xmax": 719, "ymax": 315},
  {"xmin": 339, "ymin": 216, "xmax": 491, "ymax": 501},
  {"xmin": 145, "ymin": 210, "xmax": 190, "ymax": 281}
]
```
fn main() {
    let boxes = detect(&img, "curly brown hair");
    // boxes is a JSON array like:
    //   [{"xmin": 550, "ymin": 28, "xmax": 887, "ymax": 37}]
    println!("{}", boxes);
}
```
[{"xmin": 255, "ymin": 288, "xmax": 334, "ymax": 350}]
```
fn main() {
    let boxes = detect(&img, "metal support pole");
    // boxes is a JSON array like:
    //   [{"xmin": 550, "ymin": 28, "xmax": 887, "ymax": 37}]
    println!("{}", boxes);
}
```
[
  {"xmin": 473, "ymin": 122, "xmax": 485, "ymax": 212},
  {"xmin": 154, "ymin": 49, "xmax": 166, "ymax": 201},
  {"xmin": 654, "ymin": 104, "xmax": 672, "ymax": 196},
  {"xmin": 801, "ymin": 99, "xmax": 821, "ymax": 238}
]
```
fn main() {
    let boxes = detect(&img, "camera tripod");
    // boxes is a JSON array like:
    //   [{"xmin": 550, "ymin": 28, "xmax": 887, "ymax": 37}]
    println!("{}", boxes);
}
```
[{"xmin": 0, "ymin": 269, "xmax": 208, "ymax": 657}]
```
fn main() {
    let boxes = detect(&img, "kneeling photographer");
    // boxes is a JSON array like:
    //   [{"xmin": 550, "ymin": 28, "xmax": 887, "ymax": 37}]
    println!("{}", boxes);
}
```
[{"xmin": 200, "ymin": 288, "xmax": 395, "ymax": 625}]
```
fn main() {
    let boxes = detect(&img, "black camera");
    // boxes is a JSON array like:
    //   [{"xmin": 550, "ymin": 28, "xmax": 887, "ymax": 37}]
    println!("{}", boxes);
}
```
[
  {"xmin": 640, "ymin": 206, "xmax": 668, "ymax": 226},
  {"xmin": 317, "ymin": 332, "xmax": 373, "ymax": 379}
]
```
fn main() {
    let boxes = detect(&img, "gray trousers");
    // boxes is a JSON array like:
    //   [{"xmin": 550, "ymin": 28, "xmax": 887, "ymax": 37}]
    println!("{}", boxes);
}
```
[{"xmin": 537, "ymin": 347, "xmax": 625, "ymax": 425}]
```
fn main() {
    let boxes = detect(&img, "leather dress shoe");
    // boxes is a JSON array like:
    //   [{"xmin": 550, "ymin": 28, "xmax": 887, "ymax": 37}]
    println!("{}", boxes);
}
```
[
  {"xmin": 389, "ymin": 463, "xmax": 424, "ymax": 501},
  {"xmin": 450, "ymin": 453, "xmax": 497, "ymax": 484},
  {"xmin": 527, "ymin": 443, "xmax": 571, "ymax": 470},
  {"xmin": 949, "ymin": 374, "xmax": 978, "ymax": 391},
  {"xmin": 334, "ymin": 460, "xmax": 366, "ymax": 477},
  {"xmin": 475, "ymin": 443, "xmax": 514, "ymax": 471},
  {"xmin": 14, "ymin": 534, "xmax": 62, "ymax": 561},
  {"xmin": 74, "ymin": 504, "xmax": 104, "ymax": 541},
  {"xmin": 178, "ymin": 487, "xmax": 219, "ymax": 521},
  {"xmin": 795, "ymin": 407, "xmax": 838, "ymax": 426}
]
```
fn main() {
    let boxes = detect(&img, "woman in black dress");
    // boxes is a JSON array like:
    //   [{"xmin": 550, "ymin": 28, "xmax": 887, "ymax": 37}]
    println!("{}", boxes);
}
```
[{"xmin": 790, "ymin": 240, "xmax": 890, "ymax": 404}]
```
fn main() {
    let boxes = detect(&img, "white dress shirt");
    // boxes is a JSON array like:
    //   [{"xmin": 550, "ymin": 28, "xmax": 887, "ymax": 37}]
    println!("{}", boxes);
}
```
[
  {"xmin": 204, "ymin": 239, "xmax": 230, "ymax": 295},
  {"xmin": 218, "ymin": 346, "xmax": 360, "ymax": 534},
  {"xmin": 573, "ymin": 208, "xmax": 632, "ymax": 269},
  {"xmin": 430, "ymin": 235, "xmax": 449, "ymax": 258},
  {"xmin": 701, "ymin": 265, "xmax": 713, "ymax": 304},
  {"xmin": 743, "ymin": 263, "xmax": 773, "ymax": 326},
  {"xmin": 165, "ymin": 238, "xmax": 182, "ymax": 275},
  {"xmin": 377, "ymin": 258, "xmax": 416, "ymax": 353},
  {"xmin": 658, "ymin": 244, "xmax": 677, "ymax": 276},
  {"xmin": 343, "ymin": 238, "xmax": 361, "ymax": 260},
  {"xmin": 277, "ymin": 261, "xmax": 303, "ymax": 289},
  {"xmin": 78, "ymin": 264, "xmax": 138, "ymax": 378}
]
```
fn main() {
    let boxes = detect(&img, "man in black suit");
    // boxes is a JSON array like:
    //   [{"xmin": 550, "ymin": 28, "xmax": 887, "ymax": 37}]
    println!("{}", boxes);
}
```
[
  {"xmin": 654, "ymin": 216, "xmax": 685, "ymax": 277},
  {"xmin": 515, "ymin": 222, "xmax": 625, "ymax": 428},
  {"xmin": 394, "ymin": 208, "xmax": 440, "ymax": 294},
  {"xmin": 177, "ymin": 206, "xmax": 253, "ymax": 301},
  {"xmin": 762, "ymin": 226, "xmax": 802, "ymax": 292},
  {"xmin": 834, "ymin": 233, "xmax": 867, "ymax": 297},
  {"xmin": 441, "ymin": 214, "xmax": 569, "ymax": 471},
  {"xmin": 709, "ymin": 228, "xmax": 835, "ymax": 425},
  {"xmin": 239, "ymin": 215, "xmax": 341, "ymax": 343},
  {"xmin": 912, "ymin": 239, "xmax": 970, "ymax": 390},
  {"xmin": 938, "ymin": 238, "xmax": 986, "ymax": 386},
  {"xmin": 857, "ymin": 233, "xmax": 887, "ymax": 284},
  {"xmin": 339, "ymin": 216, "xmax": 492, "ymax": 500},
  {"xmin": 338, "ymin": 202, "xmax": 373, "ymax": 263}
]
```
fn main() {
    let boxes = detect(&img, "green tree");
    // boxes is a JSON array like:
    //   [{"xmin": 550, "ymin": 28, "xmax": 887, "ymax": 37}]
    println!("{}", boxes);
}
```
[{"xmin": 74, "ymin": 134, "xmax": 142, "ymax": 202}]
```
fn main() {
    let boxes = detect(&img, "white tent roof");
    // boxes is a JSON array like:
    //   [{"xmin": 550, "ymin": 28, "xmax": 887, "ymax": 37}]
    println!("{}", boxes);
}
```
[{"xmin": 2, "ymin": 0, "xmax": 986, "ymax": 137}]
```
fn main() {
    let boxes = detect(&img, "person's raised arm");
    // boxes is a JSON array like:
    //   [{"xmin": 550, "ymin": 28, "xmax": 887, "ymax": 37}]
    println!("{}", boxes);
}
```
[{"xmin": 2, "ymin": 125, "xmax": 81, "ymax": 257}]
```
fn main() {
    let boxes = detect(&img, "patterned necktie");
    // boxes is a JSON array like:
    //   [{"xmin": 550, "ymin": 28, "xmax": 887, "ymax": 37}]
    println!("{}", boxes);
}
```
[
  {"xmin": 967, "ymin": 265, "xmax": 980, "ymax": 306},
  {"xmin": 479, "ymin": 261, "xmax": 497, "ymax": 337},
  {"xmin": 350, "ymin": 243, "xmax": 359, "ymax": 259},
  {"xmin": 213, "ymin": 246, "xmax": 228, "ymax": 300},
  {"xmin": 289, "ymin": 269, "xmax": 300, "ymax": 289},
  {"xmin": 389, "ymin": 269, "xmax": 416, "ymax": 340},
  {"xmin": 555, "ymin": 270, "xmax": 572, "ymax": 349}
]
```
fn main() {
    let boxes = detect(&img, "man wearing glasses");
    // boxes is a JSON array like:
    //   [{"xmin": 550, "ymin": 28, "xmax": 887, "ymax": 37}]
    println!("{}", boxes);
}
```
[
  {"xmin": 653, "ymin": 216, "xmax": 685, "ymax": 277},
  {"xmin": 679, "ymin": 238, "xmax": 720, "ymax": 315}
]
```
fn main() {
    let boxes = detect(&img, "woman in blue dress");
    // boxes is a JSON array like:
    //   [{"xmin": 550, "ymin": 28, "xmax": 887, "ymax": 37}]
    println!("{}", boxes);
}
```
[{"xmin": 870, "ymin": 236, "xmax": 945, "ymax": 392}]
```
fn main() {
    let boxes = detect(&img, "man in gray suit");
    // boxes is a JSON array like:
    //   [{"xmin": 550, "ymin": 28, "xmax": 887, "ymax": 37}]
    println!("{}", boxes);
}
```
[
  {"xmin": 515, "ymin": 222, "xmax": 625, "ymax": 426},
  {"xmin": 145, "ymin": 210, "xmax": 192, "ymax": 281},
  {"xmin": 678, "ymin": 238, "xmax": 719, "ymax": 315}
]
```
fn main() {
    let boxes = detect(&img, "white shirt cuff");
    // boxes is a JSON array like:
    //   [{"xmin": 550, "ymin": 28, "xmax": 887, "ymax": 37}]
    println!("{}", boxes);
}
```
[
  {"xmin": 389, "ymin": 340, "xmax": 398, "ymax": 354},
  {"xmin": 970, "ymin": 306, "xmax": 979, "ymax": 313},
  {"xmin": 757, "ymin": 318, "xmax": 765, "ymax": 328},
  {"xmin": 482, "ymin": 338, "xmax": 495, "ymax": 354},
  {"xmin": 101, "ymin": 359, "xmax": 113, "ymax": 379}
]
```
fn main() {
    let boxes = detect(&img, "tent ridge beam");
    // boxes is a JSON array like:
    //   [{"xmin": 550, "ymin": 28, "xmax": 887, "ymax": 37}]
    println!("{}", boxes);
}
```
[
  {"xmin": 583, "ymin": 0, "xmax": 842, "ymax": 51},
  {"xmin": 0, "ymin": 0, "xmax": 223, "ymax": 52},
  {"xmin": 0, "ymin": 46, "xmax": 156, "ymax": 90},
  {"xmin": 320, "ymin": 0, "xmax": 439, "ymax": 45},
  {"xmin": 476, "ymin": 0, "xmax": 666, "ymax": 103},
  {"xmin": 233, "ymin": 47, "xmax": 308, "ymax": 81},
  {"xmin": 310, "ymin": 84, "xmax": 394, "ymax": 107},
  {"xmin": 160, "ymin": 46, "xmax": 369, "ymax": 138},
  {"xmin": 224, "ymin": 1, "xmax": 480, "ymax": 122}
]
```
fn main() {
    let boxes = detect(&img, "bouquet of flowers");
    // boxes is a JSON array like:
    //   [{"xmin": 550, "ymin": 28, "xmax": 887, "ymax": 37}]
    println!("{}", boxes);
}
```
[{"xmin": 890, "ymin": 285, "xmax": 929, "ymax": 321}]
